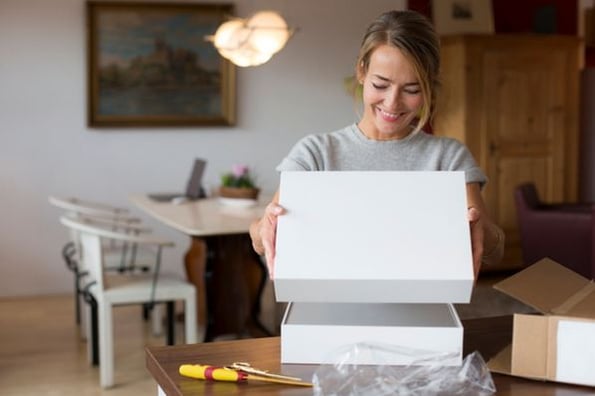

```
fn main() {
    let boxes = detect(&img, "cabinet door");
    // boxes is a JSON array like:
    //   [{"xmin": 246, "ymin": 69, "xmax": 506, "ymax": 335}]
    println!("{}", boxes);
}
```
[{"xmin": 482, "ymin": 47, "xmax": 571, "ymax": 264}]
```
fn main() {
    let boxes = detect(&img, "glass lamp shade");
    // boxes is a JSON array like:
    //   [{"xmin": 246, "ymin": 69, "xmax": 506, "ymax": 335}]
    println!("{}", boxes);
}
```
[
  {"xmin": 213, "ymin": 19, "xmax": 248, "ymax": 52},
  {"xmin": 226, "ymin": 45, "xmax": 273, "ymax": 67},
  {"xmin": 211, "ymin": 11, "xmax": 291, "ymax": 67},
  {"xmin": 246, "ymin": 11, "xmax": 290, "ymax": 55}
]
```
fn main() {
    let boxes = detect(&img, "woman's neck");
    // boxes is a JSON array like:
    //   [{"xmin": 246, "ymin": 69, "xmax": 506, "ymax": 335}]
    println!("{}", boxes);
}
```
[{"xmin": 356, "ymin": 121, "xmax": 415, "ymax": 141}]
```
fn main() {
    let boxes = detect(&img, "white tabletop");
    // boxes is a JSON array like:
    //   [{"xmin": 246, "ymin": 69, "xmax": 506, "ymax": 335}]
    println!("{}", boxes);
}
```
[{"xmin": 130, "ymin": 194, "xmax": 267, "ymax": 237}]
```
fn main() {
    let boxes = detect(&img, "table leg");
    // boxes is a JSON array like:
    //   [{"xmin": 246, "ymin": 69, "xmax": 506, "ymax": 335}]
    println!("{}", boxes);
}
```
[
  {"xmin": 184, "ymin": 234, "xmax": 271, "ymax": 342},
  {"xmin": 244, "ymin": 242, "xmax": 272, "ymax": 337},
  {"xmin": 184, "ymin": 237, "xmax": 207, "ymax": 331}
]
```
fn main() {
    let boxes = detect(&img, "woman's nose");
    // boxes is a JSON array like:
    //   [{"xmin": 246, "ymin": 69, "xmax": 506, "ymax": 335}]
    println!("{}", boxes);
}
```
[{"xmin": 384, "ymin": 89, "xmax": 401, "ymax": 108}]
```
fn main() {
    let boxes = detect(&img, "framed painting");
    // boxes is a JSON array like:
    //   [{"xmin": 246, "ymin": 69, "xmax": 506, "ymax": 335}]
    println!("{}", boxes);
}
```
[
  {"xmin": 87, "ymin": 2, "xmax": 235, "ymax": 127},
  {"xmin": 432, "ymin": 0, "xmax": 494, "ymax": 36}
]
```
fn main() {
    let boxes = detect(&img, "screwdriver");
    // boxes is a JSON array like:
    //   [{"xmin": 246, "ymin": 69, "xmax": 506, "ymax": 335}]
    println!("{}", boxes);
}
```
[{"xmin": 179, "ymin": 364, "xmax": 313, "ymax": 387}]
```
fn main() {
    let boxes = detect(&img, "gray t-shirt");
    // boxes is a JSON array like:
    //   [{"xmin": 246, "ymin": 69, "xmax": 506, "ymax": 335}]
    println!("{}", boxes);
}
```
[{"xmin": 277, "ymin": 124, "xmax": 486, "ymax": 185}]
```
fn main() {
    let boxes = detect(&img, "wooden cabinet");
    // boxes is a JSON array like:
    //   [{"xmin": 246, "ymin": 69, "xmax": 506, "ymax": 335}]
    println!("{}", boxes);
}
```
[{"xmin": 433, "ymin": 35, "xmax": 583, "ymax": 270}]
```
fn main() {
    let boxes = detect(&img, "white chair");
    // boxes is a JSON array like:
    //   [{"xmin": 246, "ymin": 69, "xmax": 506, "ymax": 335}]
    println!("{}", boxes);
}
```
[
  {"xmin": 50, "ymin": 196, "xmax": 171, "ymax": 368},
  {"xmin": 49, "ymin": 196, "xmax": 158, "ymax": 330},
  {"xmin": 69, "ymin": 215, "xmax": 167, "ymax": 355},
  {"xmin": 60, "ymin": 215, "xmax": 197, "ymax": 388}
]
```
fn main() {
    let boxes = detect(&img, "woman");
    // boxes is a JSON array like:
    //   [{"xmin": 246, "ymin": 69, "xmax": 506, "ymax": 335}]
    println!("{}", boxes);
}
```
[{"xmin": 250, "ymin": 10, "xmax": 504, "ymax": 279}]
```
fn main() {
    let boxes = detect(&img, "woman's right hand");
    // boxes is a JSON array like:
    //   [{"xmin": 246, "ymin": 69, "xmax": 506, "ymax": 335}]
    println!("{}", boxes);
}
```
[{"xmin": 249, "ymin": 192, "xmax": 284, "ymax": 279}]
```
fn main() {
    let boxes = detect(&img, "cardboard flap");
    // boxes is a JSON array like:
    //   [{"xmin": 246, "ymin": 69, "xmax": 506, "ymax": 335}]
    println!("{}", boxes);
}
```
[
  {"xmin": 551, "ymin": 283, "xmax": 595, "ymax": 319},
  {"xmin": 487, "ymin": 344, "xmax": 512, "ymax": 375},
  {"xmin": 493, "ymin": 258, "xmax": 590, "ymax": 314}
]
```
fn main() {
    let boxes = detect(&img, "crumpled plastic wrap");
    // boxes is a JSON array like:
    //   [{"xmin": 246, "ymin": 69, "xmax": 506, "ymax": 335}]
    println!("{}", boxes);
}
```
[{"xmin": 312, "ymin": 343, "xmax": 496, "ymax": 396}]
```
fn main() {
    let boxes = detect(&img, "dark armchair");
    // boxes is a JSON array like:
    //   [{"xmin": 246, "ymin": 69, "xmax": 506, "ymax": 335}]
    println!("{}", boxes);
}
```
[{"xmin": 514, "ymin": 183, "xmax": 595, "ymax": 279}]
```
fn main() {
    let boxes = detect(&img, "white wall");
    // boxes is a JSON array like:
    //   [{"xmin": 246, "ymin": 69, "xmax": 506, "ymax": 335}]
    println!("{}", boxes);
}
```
[{"xmin": 0, "ymin": 0, "xmax": 405, "ymax": 297}]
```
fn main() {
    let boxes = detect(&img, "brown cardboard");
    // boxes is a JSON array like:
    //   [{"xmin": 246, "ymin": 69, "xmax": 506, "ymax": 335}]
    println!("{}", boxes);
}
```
[
  {"xmin": 511, "ymin": 314, "xmax": 548, "ymax": 379},
  {"xmin": 487, "ymin": 258, "xmax": 595, "ymax": 387}
]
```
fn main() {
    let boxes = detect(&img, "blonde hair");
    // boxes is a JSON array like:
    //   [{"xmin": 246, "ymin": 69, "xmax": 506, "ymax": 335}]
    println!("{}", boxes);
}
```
[{"xmin": 356, "ymin": 10, "xmax": 440, "ymax": 132}]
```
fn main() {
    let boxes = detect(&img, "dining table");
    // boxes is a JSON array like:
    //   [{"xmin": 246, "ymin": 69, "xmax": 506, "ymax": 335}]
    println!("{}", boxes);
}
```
[
  {"xmin": 130, "ymin": 194, "xmax": 272, "ymax": 342},
  {"xmin": 145, "ymin": 315, "xmax": 595, "ymax": 395}
]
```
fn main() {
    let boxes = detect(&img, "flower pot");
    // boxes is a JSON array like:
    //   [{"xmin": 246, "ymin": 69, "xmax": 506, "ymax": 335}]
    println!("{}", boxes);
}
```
[{"xmin": 219, "ymin": 186, "xmax": 260, "ymax": 200}]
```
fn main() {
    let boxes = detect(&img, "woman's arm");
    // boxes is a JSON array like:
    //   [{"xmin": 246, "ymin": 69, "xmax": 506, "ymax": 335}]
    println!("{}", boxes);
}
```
[
  {"xmin": 249, "ymin": 190, "xmax": 283, "ymax": 278},
  {"xmin": 466, "ymin": 183, "xmax": 505, "ymax": 278}
]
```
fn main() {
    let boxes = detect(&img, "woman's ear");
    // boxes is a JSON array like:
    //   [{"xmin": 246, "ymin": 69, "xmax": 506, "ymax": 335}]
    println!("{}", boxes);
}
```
[{"xmin": 356, "ymin": 62, "xmax": 365, "ymax": 84}]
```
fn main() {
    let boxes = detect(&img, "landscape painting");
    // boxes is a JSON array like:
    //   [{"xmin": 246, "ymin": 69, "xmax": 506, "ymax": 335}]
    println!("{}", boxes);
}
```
[{"xmin": 87, "ymin": 2, "xmax": 235, "ymax": 127}]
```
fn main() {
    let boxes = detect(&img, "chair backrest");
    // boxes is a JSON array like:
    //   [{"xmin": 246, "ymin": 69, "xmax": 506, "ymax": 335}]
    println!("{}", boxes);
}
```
[
  {"xmin": 49, "ymin": 196, "xmax": 130, "ymax": 218},
  {"xmin": 514, "ymin": 183, "xmax": 541, "ymax": 211},
  {"xmin": 59, "ymin": 216, "xmax": 173, "ymax": 292},
  {"xmin": 514, "ymin": 183, "xmax": 595, "ymax": 278},
  {"xmin": 50, "ymin": 196, "xmax": 147, "ymax": 259}
]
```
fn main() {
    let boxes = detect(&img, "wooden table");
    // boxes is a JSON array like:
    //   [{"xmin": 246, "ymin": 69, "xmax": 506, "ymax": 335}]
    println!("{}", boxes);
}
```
[
  {"xmin": 131, "ymin": 195, "xmax": 271, "ymax": 342},
  {"xmin": 146, "ymin": 316, "xmax": 595, "ymax": 395}
]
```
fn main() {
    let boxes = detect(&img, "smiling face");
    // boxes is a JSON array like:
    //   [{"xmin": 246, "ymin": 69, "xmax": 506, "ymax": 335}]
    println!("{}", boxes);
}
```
[{"xmin": 357, "ymin": 44, "xmax": 424, "ymax": 141}]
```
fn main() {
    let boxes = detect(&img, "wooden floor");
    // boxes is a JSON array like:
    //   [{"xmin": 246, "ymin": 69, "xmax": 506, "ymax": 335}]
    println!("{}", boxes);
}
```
[{"xmin": 0, "ymin": 295, "xmax": 183, "ymax": 395}]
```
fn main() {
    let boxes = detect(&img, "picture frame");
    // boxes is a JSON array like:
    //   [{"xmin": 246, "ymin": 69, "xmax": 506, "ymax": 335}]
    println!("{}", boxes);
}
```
[
  {"xmin": 87, "ymin": 2, "xmax": 235, "ymax": 127},
  {"xmin": 432, "ymin": 0, "xmax": 494, "ymax": 36}
]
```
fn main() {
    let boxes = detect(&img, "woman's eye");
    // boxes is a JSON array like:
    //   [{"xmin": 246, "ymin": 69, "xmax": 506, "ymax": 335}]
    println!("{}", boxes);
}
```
[
  {"xmin": 372, "ymin": 83, "xmax": 388, "ymax": 90},
  {"xmin": 404, "ymin": 88, "xmax": 421, "ymax": 95}
]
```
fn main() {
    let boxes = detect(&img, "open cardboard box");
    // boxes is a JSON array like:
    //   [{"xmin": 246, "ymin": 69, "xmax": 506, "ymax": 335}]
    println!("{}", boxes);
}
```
[{"xmin": 488, "ymin": 258, "xmax": 595, "ymax": 387}]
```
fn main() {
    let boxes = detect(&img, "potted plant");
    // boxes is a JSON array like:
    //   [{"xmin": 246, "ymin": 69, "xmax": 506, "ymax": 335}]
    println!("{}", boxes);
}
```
[{"xmin": 219, "ymin": 164, "xmax": 260, "ymax": 200}]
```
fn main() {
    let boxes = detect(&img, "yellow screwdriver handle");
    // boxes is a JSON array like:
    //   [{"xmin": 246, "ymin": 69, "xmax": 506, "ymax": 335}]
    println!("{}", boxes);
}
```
[{"xmin": 179, "ymin": 364, "xmax": 246, "ymax": 382}]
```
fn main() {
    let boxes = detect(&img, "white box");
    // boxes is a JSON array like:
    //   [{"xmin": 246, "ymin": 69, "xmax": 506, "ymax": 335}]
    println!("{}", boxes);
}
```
[
  {"xmin": 274, "ymin": 172, "xmax": 473, "ymax": 365},
  {"xmin": 274, "ymin": 171, "xmax": 474, "ymax": 303},
  {"xmin": 281, "ymin": 302, "xmax": 463, "ymax": 365}
]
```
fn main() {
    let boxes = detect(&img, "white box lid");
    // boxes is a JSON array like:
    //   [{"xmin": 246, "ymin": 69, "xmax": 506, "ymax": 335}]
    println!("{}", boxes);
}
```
[{"xmin": 274, "ymin": 171, "xmax": 474, "ymax": 303}]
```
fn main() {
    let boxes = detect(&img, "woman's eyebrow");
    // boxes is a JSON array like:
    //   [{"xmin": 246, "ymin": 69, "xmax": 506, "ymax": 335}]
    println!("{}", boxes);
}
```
[
  {"xmin": 403, "ymin": 82, "xmax": 420, "ymax": 87},
  {"xmin": 372, "ymin": 74, "xmax": 391, "ymax": 82}
]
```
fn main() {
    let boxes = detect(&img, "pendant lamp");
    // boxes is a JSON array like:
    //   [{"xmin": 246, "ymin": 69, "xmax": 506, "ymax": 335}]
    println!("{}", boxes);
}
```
[{"xmin": 208, "ymin": 11, "xmax": 293, "ymax": 67}]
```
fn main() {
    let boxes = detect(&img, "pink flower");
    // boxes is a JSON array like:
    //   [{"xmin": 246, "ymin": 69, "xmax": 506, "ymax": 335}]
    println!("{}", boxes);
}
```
[{"xmin": 231, "ymin": 164, "xmax": 248, "ymax": 178}]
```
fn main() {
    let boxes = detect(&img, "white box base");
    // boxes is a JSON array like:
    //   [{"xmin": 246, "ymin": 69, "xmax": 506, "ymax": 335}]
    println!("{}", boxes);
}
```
[{"xmin": 281, "ymin": 302, "xmax": 463, "ymax": 365}]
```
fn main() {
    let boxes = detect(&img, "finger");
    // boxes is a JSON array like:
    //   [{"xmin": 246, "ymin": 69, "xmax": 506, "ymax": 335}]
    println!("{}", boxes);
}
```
[
  {"xmin": 262, "ymin": 205, "xmax": 283, "ymax": 280},
  {"xmin": 265, "ymin": 252, "xmax": 274, "ymax": 280},
  {"xmin": 467, "ymin": 206, "xmax": 480, "ymax": 223},
  {"xmin": 266, "ymin": 202, "xmax": 285, "ymax": 217},
  {"xmin": 470, "ymin": 225, "xmax": 484, "ymax": 280},
  {"xmin": 262, "ymin": 239, "xmax": 275, "ymax": 280}
]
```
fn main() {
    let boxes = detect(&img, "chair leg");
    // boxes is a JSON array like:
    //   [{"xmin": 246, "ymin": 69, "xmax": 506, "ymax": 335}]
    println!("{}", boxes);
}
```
[
  {"xmin": 185, "ymin": 289, "xmax": 197, "ymax": 344},
  {"xmin": 82, "ymin": 290, "xmax": 98, "ymax": 365},
  {"xmin": 79, "ymin": 292, "xmax": 88, "ymax": 342},
  {"xmin": 83, "ymin": 300, "xmax": 93, "ymax": 365},
  {"xmin": 143, "ymin": 303, "xmax": 150, "ymax": 320},
  {"xmin": 166, "ymin": 301, "xmax": 175, "ymax": 345},
  {"xmin": 98, "ymin": 300, "xmax": 115, "ymax": 388},
  {"xmin": 89, "ymin": 297, "xmax": 99, "ymax": 366},
  {"xmin": 62, "ymin": 241, "xmax": 80, "ymax": 325},
  {"xmin": 74, "ymin": 273, "xmax": 81, "ymax": 324},
  {"xmin": 151, "ymin": 304, "xmax": 163, "ymax": 336}
]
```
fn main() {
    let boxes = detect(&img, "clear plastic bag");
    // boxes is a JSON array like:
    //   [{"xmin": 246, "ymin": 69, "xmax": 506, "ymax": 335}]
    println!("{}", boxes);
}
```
[{"xmin": 312, "ymin": 342, "xmax": 495, "ymax": 396}]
